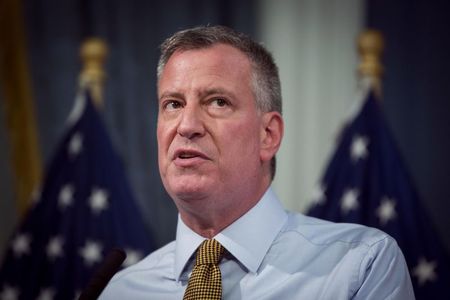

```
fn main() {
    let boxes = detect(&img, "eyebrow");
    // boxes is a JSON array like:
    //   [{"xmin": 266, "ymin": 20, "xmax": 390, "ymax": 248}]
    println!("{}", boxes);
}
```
[
  {"xmin": 158, "ymin": 91, "xmax": 184, "ymax": 101},
  {"xmin": 198, "ymin": 87, "xmax": 234, "ymax": 99},
  {"xmin": 159, "ymin": 88, "xmax": 235, "ymax": 101}
]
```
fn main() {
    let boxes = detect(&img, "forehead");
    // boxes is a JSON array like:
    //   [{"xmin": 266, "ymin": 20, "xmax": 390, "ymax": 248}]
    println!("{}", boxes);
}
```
[
  {"xmin": 159, "ymin": 44, "xmax": 252, "ymax": 85},
  {"xmin": 172, "ymin": 42, "xmax": 250, "ymax": 63}
]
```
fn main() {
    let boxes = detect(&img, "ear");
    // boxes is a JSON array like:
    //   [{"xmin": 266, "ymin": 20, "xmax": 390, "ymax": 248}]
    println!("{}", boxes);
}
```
[{"xmin": 260, "ymin": 111, "xmax": 284, "ymax": 162}]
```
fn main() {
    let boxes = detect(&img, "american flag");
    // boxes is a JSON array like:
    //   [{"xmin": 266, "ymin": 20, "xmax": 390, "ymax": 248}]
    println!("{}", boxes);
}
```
[
  {"xmin": 307, "ymin": 90, "xmax": 450, "ymax": 298},
  {"xmin": 0, "ymin": 91, "xmax": 154, "ymax": 299}
]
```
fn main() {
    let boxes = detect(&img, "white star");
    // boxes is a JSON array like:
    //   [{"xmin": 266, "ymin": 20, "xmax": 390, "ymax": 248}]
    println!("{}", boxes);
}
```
[
  {"xmin": 79, "ymin": 241, "xmax": 103, "ymax": 266},
  {"xmin": 311, "ymin": 184, "xmax": 326, "ymax": 205},
  {"xmin": 11, "ymin": 233, "xmax": 31, "ymax": 257},
  {"xmin": 68, "ymin": 132, "xmax": 83, "ymax": 157},
  {"xmin": 89, "ymin": 188, "xmax": 109, "ymax": 214},
  {"xmin": 376, "ymin": 197, "xmax": 397, "ymax": 225},
  {"xmin": 413, "ymin": 257, "xmax": 437, "ymax": 286},
  {"xmin": 350, "ymin": 135, "xmax": 369, "ymax": 161},
  {"xmin": 58, "ymin": 184, "xmax": 74, "ymax": 209},
  {"xmin": 340, "ymin": 189, "xmax": 359, "ymax": 214},
  {"xmin": 73, "ymin": 290, "xmax": 81, "ymax": 300},
  {"xmin": 46, "ymin": 236, "xmax": 64, "ymax": 260},
  {"xmin": 36, "ymin": 288, "xmax": 55, "ymax": 300},
  {"xmin": 0, "ymin": 285, "xmax": 19, "ymax": 300},
  {"xmin": 123, "ymin": 249, "xmax": 143, "ymax": 267}
]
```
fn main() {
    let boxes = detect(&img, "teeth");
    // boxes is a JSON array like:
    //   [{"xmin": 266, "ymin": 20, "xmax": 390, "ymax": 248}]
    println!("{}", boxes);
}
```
[{"xmin": 180, "ymin": 153, "xmax": 195, "ymax": 159}]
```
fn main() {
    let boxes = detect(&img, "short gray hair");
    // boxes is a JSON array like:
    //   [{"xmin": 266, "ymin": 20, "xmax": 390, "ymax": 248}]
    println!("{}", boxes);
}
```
[{"xmin": 157, "ymin": 25, "xmax": 282, "ymax": 179}]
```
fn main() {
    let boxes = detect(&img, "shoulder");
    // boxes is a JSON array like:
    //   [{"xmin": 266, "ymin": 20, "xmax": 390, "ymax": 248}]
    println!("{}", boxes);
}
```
[
  {"xmin": 266, "ymin": 212, "xmax": 413, "ymax": 298},
  {"xmin": 282, "ymin": 211, "xmax": 394, "ymax": 248},
  {"xmin": 99, "ymin": 241, "xmax": 179, "ymax": 299},
  {"xmin": 110, "ymin": 241, "xmax": 176, "ymax": 282},
  {"xmin": 271, "ymin": 211, "xmax": 404, "ymax": 273}
]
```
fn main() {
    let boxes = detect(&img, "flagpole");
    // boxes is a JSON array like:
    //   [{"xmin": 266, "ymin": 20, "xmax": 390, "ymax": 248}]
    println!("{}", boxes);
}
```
[
  {"xmin": 79, "ymin": 38, "xmax": 108, "ymax": 108},
  {"xmin": 357, "ymin": 29, "xmax": 384, "ymax": 99}
]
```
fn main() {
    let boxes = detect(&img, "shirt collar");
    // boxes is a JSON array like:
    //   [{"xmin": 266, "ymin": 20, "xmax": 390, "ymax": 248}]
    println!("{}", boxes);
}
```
[{"xmin": 174, "ymin": 187, "xmax": 288, "ymax": 281}]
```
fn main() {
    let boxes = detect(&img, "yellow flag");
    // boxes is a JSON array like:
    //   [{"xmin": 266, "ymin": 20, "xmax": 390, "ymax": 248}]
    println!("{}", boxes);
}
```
[{"xmin": 0, "ymin": 0, "xmax": 42, "ymax": 215}]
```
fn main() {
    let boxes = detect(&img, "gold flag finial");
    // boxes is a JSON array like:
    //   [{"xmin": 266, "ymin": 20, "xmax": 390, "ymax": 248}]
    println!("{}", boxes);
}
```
[
  {"xmin": 79, "ymin": 37, "xmax": 108, "ymax": 108},
  {"xmin": 357, "ymin": 29, "xmax": 384, "ymax": 98}
]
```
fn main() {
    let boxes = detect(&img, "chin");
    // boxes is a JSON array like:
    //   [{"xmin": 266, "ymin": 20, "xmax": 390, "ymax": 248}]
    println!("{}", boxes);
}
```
[
  {"xmin": 170, "ymin": 187, "xmax": 211, "ymax": 203},
  {"xmin": 165, "ymin": 175, "xmax": 214, "ymax": 201}
]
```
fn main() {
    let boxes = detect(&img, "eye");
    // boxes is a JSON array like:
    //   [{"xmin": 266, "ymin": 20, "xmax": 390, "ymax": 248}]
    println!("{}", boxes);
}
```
[
  {"xmin": 163, "ymin": 100, "xmax": 183, "ymax": 111},
  {"xmin": 210, "ymin": 98, "xmax": 229, "ymax": 107}
]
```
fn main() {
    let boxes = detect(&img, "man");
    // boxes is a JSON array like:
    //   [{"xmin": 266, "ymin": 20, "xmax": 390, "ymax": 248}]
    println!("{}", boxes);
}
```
[{"xmin": 100, "ymin": 25, "xmax": 414, "ymax": 299}]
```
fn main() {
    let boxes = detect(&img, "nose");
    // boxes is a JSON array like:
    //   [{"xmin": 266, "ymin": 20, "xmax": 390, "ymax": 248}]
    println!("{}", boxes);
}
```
[{"xmin": 177, "ymin": 104, "xmax": 205, "ymax": 139}]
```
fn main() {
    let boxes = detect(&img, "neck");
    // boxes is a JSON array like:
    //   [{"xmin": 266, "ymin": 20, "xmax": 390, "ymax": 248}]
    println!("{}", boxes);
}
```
[{"xmin": 178, "ymin": 182, "xmax": 270, "ymax": 238}]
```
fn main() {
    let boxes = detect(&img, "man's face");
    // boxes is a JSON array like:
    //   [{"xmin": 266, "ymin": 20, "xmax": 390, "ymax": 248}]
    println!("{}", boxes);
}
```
[{"xmin": 157, "ymin": 44, "xmax": 273, "ymax": 212}]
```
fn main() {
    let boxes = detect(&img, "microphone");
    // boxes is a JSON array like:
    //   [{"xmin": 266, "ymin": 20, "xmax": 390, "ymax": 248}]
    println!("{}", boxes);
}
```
[{"xmin": 79, "ymin": 248, "xmax": 126, "ymax": 300}]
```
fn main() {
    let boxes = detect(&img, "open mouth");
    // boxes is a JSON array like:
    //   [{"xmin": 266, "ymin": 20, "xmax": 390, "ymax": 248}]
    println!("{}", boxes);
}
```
[
  {"xmin": 178, "ymin": 152, "xmax": 198, "ymax": 159},
  {"xmin": 174, "ymin": 149, "xmax": 207, "ymax": 161},
  {"xmin": 173, "ymin": 149, "xmax": 208, "ymax": 167}
]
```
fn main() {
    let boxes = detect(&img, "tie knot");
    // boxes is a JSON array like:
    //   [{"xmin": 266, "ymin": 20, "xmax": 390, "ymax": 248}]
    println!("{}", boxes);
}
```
[{"xmin": 196, "ymin": 239, "xmax": 224, "ymax": 266}]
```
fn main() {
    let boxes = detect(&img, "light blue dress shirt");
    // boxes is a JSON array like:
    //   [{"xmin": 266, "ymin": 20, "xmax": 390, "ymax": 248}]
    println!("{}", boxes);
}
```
[{"xmin": 100, "ymin": 187, "xmax": 415, "ymax": 299}]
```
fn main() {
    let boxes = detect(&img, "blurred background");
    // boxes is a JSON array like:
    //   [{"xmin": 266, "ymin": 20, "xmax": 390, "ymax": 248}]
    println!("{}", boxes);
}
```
[{"xmin": 1, "ymin": 0, "xmax": 449, "ymax": 271}]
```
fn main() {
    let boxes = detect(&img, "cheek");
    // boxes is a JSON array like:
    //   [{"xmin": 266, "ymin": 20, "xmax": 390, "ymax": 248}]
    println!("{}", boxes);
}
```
[
  {"xmin": 156, "ymin": 130, "xmax": 164, "ymax": 155},
  {"xmin": 221, "ymin": 124, "xmax": 261, "ymax": 163},
  {"xmin": 156, "ymin": 124, "xmax": 172, "ymax": 167},
  {"xmin": 157, "ymin": 120, "xmax": 173, "ymax": 149}
]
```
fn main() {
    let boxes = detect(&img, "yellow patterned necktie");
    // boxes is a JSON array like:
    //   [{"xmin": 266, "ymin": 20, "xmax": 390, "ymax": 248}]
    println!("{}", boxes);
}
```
[{"xmin": 183, "ymin": 239, "xmax": 225, "ymax": 300}]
